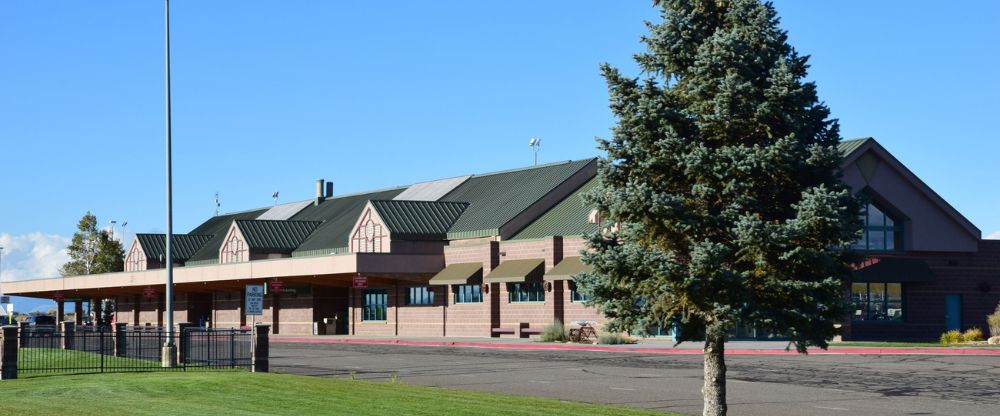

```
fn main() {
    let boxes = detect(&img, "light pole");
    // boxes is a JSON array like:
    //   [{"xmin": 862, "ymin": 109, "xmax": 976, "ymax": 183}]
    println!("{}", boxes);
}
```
[
  {"xmin": 162, "ymin": 0, "xmax": 177, "ymax": 367},
  {"xmin": 0, "ymin": 246, "xmax": 5, "ymax": 324},
  {"xmin": 529, "ymin": 138, "xmax": 541, "ymax": 166},
  {"xmin": 109, "ymin": 220, "xmax": 117, "ymax": 241}
]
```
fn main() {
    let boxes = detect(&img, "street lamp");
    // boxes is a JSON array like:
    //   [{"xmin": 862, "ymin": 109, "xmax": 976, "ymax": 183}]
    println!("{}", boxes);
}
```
[{"xmin": 529, "ymin": 138, "xmax": 541, "ymax": 166}]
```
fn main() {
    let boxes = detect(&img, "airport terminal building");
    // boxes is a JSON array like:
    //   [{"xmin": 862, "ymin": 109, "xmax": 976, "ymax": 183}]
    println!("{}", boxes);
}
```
[{"xmin": 3, "ymin": 138, "xmax": 999, "ymax": 341}]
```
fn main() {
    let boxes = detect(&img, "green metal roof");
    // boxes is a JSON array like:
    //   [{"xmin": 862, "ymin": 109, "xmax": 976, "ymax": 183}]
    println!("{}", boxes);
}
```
[
  {"xmin": 428, "ymin": 262, "xmax": 483, "ymax": 285},
  {"xmin": 441, "ymin": 159, "xmax": 596, "ymax": 239},
  {"xmin": 235, "ymin": 220, "xmax": 322, "ymax": 252},
  {"xmin": 370, "ymin": 200, "xmax": 468, "ymax": 240},
  {"xmin": 135, "ymin": 234, "xmax": 213, "ymax": 262},
  {"xmin": 290, "ymin": 188, "xmax": 405, "ymax": 255},
  {"xmin": 187, "ymin": 209, "xmax": 270, "ymax": 263},
  {"xmin": 838, "ymin": 138, "xmax": 872, "ymax": 157},
  {"xmin": 512, "ymin": 178, "xmax": 598, "ymax": 240},
  {"xmin": 484, "ymin": 258, "xmax": 545, "ymax": 283}
]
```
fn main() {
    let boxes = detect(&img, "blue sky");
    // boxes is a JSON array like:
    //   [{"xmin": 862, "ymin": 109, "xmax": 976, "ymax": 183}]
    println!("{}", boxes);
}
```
[{"xmin": 1, "ymin": 2, "xmax": 998, "ymax": 310}]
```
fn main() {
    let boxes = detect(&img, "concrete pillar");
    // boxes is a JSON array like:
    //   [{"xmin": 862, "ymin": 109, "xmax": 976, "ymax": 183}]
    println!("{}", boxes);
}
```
[
  {"xmin": 177, "ymin": 322, "xmax": 194, "ymax": 364},
  {"xmin": 57, "ymin": 301, "xmax": 65, "ymax": 322},
  {"xmin": 61, "ymin": 321, "xmax": 76, "ymax": 350},
  {"xmin": 253, "ymin": 324, "xmax": 270, "ymax": 373},
  {"xmin": 1, "ymin": 326, "xmax": 18, "ymax": 380},
  {"xmin": 114, "ymin": 323, "xmax": 127, "ymax": 357}
]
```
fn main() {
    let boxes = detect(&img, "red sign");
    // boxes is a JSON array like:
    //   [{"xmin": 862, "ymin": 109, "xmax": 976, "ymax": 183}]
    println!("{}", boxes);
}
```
[
  {"xmin": 353, "ymin": 276, "xmax": 368, "ymax": 289},
  {"xmin": 269, "ymin": 280, "xmax": 284, "ymax": 293},
  {"xmin": 143, "ymin": 287, "xmax": 157, "ymax": 299},
  {"xmin": 53, "ymin": 292, "xmax": 64, "ymax": 302}
]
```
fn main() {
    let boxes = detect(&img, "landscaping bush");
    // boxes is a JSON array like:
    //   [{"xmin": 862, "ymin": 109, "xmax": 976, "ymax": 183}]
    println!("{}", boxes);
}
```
[
  {"xmin": 962, "ymin": 327, "xmax": 985, "ymax": 342},
  {"xmin": 596, "ymin": 332, "xmax": 637, "ymax": 345},
  {"xmin": 988, "ymin": 303, "xmax": 1000, "ymax": 338},
  {"xmin": 541, "ymin": 320, "xmax": 568, "ymax": 342},
  {"xmin": 940, "ymin": 330, "xmax": 962, "ymax": 345}
]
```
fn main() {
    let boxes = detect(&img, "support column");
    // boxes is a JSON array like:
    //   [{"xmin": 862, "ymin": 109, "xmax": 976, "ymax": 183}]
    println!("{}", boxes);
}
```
[
  {"xmin": 133, "ymin": 295, "xmax": 141, "ymax": 326},
  {"xmin": 252, "ymin": 324, "xmax": 270, "ymax": 373},
  {"xmin": 1, "ymin": 326, "xmax": 19, "ymax": 380},
  {"xmin": 62, "ymin": 321, "xmax": 76, "ymax": 350},
  {"xmin": 57, "ymin": 301, "xmax": 65, "ymax": 322},
  {"xmin": 17, "ymin": 322, "xmax": 28, "ymax": 347},
  {"xmin": 94, "ymin": 299, "xmax": 103, "ymax": 327},
  {"xmin": 74, "ymin": 301, "xmax": 83, "ymax": 325},
  {"xmin": 114, "ymin": 323, "xmax": 127, "ymax": 357}
]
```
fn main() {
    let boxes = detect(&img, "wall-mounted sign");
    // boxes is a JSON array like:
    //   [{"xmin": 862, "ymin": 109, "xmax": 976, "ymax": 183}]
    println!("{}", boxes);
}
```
[
  {"xmin": 269, "ymin": 280, "xmax": 284, "ymax": 293},
  {"xmin": 352, "ymin": 276, "xmax": 368, "ymax": 289},
  {"xmin": 0, "ymin": 295, "xmax": 10, "ymax": 304},
  {"xmin": 245, "ymin": 285, "xmax": 264, "ymax": 316},
  {"xmin": 143, "ymin": 287, "xmax": 157, "ymax": 299},
  {"xmin": 53, "ymin": 292, "xmax": 64, "ymax": 302}
]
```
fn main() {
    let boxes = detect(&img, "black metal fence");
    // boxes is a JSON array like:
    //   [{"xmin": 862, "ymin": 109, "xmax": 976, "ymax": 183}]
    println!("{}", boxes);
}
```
[{"xmin": 15, "ymin": 324, "xmax": 253, "ymax": 375}]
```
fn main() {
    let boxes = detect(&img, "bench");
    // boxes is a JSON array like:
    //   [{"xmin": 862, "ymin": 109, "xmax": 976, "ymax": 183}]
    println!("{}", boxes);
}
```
[{"xmin": 492, "ymin": 323, "xmax": 542, "ymax": 338}]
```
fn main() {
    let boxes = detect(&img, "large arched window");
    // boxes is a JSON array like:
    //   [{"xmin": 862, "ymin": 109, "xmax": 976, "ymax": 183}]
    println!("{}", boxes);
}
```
[{"xmin": 853, "ymin": 202, "xmax": 901, "ymax": 251}]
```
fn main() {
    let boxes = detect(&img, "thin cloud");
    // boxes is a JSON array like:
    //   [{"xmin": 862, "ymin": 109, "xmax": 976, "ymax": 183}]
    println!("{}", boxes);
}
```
[
  {"xmin": 987, "ymin": 231, "xmax": 1000, "ymax": 240},
  {"xmin": 0, "ymin": 233, "xmax": 70, "ymax": 282}
]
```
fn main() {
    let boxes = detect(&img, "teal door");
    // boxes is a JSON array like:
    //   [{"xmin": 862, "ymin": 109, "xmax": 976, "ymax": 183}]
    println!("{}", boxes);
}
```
[{"xmin": 945, "ymin": 295, "xmax": 962, "ymax": 331}]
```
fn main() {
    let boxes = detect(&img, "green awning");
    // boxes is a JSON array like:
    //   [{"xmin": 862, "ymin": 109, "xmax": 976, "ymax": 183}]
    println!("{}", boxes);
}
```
[
  {"xmin": 484, "ymin": 258, "xmax": 545, "ymax": 283},
  {"xmin": 428, "ymin": 262, "xmax": 483, "ymax": 285},
  {"xmin": 544, "ymin": 257, "xmax": 592, "ymax": 282},
  {"xmin": 852, "ymin": 257, "xmax": 935, "ymax": 283}
]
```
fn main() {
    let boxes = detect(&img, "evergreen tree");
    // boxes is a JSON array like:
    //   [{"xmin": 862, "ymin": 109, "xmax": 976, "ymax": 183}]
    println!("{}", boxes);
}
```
[
  {"xmin": 61, "ymin": 212, "xmax": 124, "ymax": 276},
  {"xmin": 577, "ymin": 2, "xmax": 863, "ymax": 415}
]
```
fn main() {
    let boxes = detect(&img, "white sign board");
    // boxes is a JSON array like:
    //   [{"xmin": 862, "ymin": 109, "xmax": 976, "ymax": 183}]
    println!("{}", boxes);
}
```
[{"xmin": 245, "ymin": 285, "xmax": 264, "ymax": 316}]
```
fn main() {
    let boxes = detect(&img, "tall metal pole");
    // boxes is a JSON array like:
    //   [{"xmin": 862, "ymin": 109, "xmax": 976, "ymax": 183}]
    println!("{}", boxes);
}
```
[{"xmin": 162, "ymin": 0, "xmax": 177, "ymax": 367}]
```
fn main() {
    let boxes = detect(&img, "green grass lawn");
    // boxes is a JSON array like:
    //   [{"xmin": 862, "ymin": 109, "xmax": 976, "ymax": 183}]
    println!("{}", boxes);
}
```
[
  {"xmin": 0, "ymin": 371, "xmax": 676, "ymax": 416},
  {"xmin": 18, "ymin": 348, "xmax": 169, "ymax": 376}
]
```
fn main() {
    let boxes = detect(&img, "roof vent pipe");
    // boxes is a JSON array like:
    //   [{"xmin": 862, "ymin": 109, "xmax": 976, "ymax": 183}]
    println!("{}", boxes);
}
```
[
  {"xmin": 326, "ymin": 181, "xmax": 334, "ymax": 198},
  {"xmin": 315, "ymin": 179, "xmax": 325, "ymax": 205}
]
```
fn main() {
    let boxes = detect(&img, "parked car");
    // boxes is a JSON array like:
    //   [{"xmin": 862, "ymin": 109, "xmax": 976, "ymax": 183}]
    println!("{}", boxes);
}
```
[{"xmin": 29, "ymin": 315, "xmax": 58, "ymax": 335}]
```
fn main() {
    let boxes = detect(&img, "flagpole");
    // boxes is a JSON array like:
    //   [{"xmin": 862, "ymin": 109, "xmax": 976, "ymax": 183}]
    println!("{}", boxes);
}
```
[{"xmin": 162, "ymin": 0, "xmax": 177, "ymax": 368}]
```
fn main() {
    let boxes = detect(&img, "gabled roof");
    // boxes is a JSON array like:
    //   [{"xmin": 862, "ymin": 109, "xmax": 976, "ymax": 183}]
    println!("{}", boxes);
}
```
[
  {"xmin": 839, "ymin": 137, "xmax": 980, "ymax": 240},
  {"xmin": 440, "ymin": 158, "xmax": 596, "ymax": 239},
  {"xmin": 234, "ymin": 220, "xmax": 322, "ymax": 253},
  {"xmin": 187, "ymin": 208, "xmax": 270, "ymax": 263},
  {"xmin": 290, "ymin": 187, "xmax": 405, "ymax": 256},
  {"xmin": 135, "ymin": 234, "xmax": 213, "ymax": 262},
  {"xmin": 512, "ymin": 178, "xmax": 598, "ymax": 240},
  {"xmin": 370, "ymin": 200, "xmax": 469, "ymax": 240}
]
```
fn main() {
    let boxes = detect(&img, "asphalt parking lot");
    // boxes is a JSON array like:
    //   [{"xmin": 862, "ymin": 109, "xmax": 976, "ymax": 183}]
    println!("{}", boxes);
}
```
[{"xmin": 271, "ymin": 342, "xmax": 1000, "ymax": 416}]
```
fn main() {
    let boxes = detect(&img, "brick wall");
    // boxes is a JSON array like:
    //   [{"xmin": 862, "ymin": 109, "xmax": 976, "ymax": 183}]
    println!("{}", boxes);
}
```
[
  {"xmin": 396, "ymin": 286, "xmax": 446, "ymax": 337},
  {"xmin": 115, "ymin": 296, "xmax": 137, "ymax": 325},
  {"xmin": 137, "ymin": 295, "xmax": 163, "ymax": 327},
  {"xmin": 212, "ymin": 290, "xmax": 244, "ymax": 329},
  {"xmin": 846, "ymin": 240, "xmax": 1000, "ymax": 341},
  {"xmin": 350, "ymin": 287, "xmax": 399, "ymax": 337}
]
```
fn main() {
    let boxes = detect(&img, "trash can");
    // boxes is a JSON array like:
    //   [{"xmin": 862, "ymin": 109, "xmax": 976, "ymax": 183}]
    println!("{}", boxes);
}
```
[{"xmin": 323, "ymin": 317, "xmax": 338, "ymax": 335}]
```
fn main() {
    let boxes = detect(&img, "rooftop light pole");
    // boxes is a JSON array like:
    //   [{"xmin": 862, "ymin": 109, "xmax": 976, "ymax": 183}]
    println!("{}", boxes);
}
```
[
  {"xmin": 162, "ymin": 0, "xmax": 177, "ymax": 367},
  {"xmin": 529, "ymin": 138, "xmax": 541, "ymax": 166}
]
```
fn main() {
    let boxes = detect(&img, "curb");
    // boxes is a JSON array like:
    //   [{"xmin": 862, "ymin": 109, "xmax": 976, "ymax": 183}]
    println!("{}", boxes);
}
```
[{"xmin": 271, "ymin": 337, "xmax": 1000, "ymax": 356}]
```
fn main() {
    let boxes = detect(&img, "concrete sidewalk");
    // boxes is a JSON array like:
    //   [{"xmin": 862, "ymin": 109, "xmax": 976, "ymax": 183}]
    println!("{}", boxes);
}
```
[{"xmin": 271, "ymin": 335, "xmax": 1000, "ymax": 355}]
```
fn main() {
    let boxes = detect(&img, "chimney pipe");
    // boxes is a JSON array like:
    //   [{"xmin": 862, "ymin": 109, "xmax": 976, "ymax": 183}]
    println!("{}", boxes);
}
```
[
  {"xmin": 315, "ymin": 179, "xmax": 325, "ymax": 205},
  {"xmin": 325, "ymin": 181, "xmax": 334, "ymax": 198}
]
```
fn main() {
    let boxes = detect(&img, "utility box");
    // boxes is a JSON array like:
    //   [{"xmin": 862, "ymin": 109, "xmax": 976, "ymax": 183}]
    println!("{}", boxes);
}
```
[{"xmin": 322, "ymin": 317, "xmax": 338, "ymax": 335}]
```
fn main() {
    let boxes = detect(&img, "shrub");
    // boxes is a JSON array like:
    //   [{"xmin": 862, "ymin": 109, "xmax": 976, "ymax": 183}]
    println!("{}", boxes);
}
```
[
  {"xmin": 988, "ymin": 303, "xmax": 1000, "ymax": 338},
  {"xmin": 940, "ymin": 330, "xmax": 962, "ymax": 345},
  {"xmin": 962, "ymin": 327, "xmax": 985, "ymax": 342},
  {"xmin": 597, "ymin": 332, "xmax": 637, "ymax": 345},
  {"xmin": 541, "ymin": 320, "xmax": 568, "ymax": 342}
]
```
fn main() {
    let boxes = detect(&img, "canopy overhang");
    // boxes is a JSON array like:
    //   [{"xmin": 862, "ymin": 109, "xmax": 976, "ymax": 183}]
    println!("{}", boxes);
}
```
[
  {"xmin": 485, "ymin": 258, "xmax": 545, "ymax": 283},
  {"xmin": 543, "ymin": 257, "xmax": 591, "ymax": 282},
  {"xmin": 428, "ymin": 262, "xmax": 483, "ymax": 285}
]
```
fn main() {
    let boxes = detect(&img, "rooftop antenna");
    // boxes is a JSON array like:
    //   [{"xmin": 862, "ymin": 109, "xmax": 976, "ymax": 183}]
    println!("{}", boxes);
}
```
[
  {"xmin": 529, "ymin": 138, "xmax": 541, "ymax": 166},
  {"xmin": 214, "ymin": 192, "xmax": 220, "ymax": 216},
  {"xmin": 272, "ymin": 191, "xmax": 279, "ymax": 206}
]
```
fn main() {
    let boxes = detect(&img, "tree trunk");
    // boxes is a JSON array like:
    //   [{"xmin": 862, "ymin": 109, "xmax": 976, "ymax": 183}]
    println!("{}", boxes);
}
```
[{"xmin": 702, "ymin": 335, "xmax": 727, "ymax": 416}]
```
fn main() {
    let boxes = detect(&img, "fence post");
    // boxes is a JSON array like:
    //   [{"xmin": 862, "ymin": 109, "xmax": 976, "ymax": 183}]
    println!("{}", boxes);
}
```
[
  {"xmin": 61, "ymin": 321, "xmax": 76, "ymax": 350},
  {"xmin": 114, "ymin": 323, "xmax": 127, "ymax": 357},
  {"xmin": 177, "ymin": 322, "xmax": 193, "ymax": 365},
  {"xmin": 17, "ymin": 322, "xmax": 28, "ymax": 348},
  {"xmin": 253, "ymin": 324, "xmax": 269, "ymax": 373},
  {"xmin": 1, "ymin": 326, "xmax": 18, "ymax": 380}
]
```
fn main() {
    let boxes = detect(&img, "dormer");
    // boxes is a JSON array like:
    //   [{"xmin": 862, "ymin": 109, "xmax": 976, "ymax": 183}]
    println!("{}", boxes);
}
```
[
  {"xmin": 349, "ymin": 200, "xmax": 468, "ymax": 253},
  {"xmin": 219, "ymin": 220, "xmax": 322, "ymax": 263},
  {"xmin": 125, "ymin": 234, "xmax": 213, "ymax": 271}
]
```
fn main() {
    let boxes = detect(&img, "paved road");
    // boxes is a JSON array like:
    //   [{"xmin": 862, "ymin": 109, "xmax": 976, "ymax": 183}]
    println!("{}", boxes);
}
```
[{"xmin": 271, "ymin": 342, "xmax": 1000, "ymax": 416}]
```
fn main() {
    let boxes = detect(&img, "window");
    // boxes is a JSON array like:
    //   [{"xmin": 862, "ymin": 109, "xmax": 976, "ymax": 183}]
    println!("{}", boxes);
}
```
[
  {"xmin": 406, "ymin": 287, "xmax": 434, "ymax": 306},
  {"xmin": 569, "ymin": 281, "xmax": 589, "ymax": 302},
  {"xmin": 453, "ymin": 284, "xmax": 482, "ymax": 304},
  {"xmin": 507, "ymin": 282, "xmax": 545, "ymax": 303},
  {"xmin": 853, "ymin": 203, "xmax": 901, "ymax": 251},
  {"xmin": 851, "ymin": 282, "xmax": 903, "ymax": 321},
  {"xmin": 363, "ymin": 289, "xmax": 387, "ymax": 321}
]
